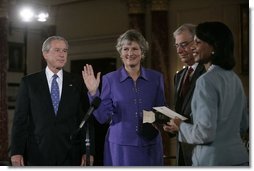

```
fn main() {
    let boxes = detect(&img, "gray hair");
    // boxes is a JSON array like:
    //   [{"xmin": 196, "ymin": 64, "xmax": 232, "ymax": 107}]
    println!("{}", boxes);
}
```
[
  {"xmin": 116, "ymin": 29, "xmax": 149, "ymax": 59},
  {"xmin": 42, "ymin": 36, "xmax": 69, "ymax": 52},
  {"xmin": 173, "ymin": 23, "xmax": 196, "ymax": 38}
]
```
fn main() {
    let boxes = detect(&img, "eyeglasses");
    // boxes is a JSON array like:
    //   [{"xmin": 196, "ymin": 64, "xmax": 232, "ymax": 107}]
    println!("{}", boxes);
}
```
[{"xmin": 174, "ymin": 40, "xmax": 193, "ymax": 49}]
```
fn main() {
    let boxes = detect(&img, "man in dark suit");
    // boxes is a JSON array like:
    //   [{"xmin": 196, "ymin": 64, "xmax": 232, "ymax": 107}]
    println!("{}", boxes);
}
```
[
  {"xmin": 10, "ymin": 36, "xmax": 94, "ymax": 166},
  {"xmin": 170, "ymin": 24, "xmax": 206, "ymax": 166}
]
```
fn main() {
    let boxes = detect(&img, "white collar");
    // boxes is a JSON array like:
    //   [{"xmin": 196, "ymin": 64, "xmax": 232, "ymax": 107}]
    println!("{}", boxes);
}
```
[
  {"xmin": 45, "ymin": 66, "xmax": 63, "ymax": 80},
  {"xmin": 187, "ymin": 63, "xmax": 198, "ymax": 71}
]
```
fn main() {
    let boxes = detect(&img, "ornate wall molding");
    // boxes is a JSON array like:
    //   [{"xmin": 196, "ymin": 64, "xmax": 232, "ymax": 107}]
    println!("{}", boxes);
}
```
[
  {"xmin": 127, "ymin": 0, "xmax": 146, "ymax": 35},
  {"xmin": 0, "ymin": 0, "xmax": 7, "ymax": 18},
  {"xmin": 127, "ymin": 0, "xmax": 145, "ymax": 14},
  {"xmin": 151, "ymin": 0, "xmax": 168, "ymax": 11}
]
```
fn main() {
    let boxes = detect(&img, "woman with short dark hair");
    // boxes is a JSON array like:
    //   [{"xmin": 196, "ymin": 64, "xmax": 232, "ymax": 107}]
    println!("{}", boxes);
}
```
[{"xmin": 164, "ymin": 21, "xmax": 249, "ymax": 166}]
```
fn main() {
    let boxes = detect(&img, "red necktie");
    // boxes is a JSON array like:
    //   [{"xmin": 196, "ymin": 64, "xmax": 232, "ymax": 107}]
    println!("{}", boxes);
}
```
[{"xmin": 181, "ymin": 67, "xmax": 193, "ymax": 97}]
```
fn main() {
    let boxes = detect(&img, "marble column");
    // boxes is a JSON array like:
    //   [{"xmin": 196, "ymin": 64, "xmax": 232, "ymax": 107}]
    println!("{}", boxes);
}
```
[
  {"xmin": 0, "ymin": 0, "xmax": 9, "ymax": 161},
  {"xmin": 127, "ymin": 0, "xmax": 146, "ymax": 35},
  {"xmin": 150, "ymin": 0, "xmax": 170, "ymax": 103},
  {"xmin": 150, "ymin": 0, "xmax": 173, "ymax": 165}
]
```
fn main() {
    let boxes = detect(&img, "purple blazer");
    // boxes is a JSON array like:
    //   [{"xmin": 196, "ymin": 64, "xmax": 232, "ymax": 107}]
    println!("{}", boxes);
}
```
[{"xmin": 92, "ymin": 66, "xmax": 166, "ymax": 146}]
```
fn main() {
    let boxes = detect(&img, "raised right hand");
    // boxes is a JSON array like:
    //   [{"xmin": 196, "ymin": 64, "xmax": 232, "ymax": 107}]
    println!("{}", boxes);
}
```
[{"xmin": 82, "ymin": 64, "xmax": 101, "ymax": 96}]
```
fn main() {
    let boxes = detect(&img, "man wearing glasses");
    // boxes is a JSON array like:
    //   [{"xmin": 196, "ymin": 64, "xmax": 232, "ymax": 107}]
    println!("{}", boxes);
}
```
[{"xmin": 166, "ymin": 24, "xmax": 206, "ymax": 166}]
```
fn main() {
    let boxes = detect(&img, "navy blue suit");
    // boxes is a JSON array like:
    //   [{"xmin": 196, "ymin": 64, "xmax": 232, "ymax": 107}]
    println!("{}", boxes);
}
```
[{"xmin": 10, "ymin": 70, "xmax": 94, "ymax": 166}]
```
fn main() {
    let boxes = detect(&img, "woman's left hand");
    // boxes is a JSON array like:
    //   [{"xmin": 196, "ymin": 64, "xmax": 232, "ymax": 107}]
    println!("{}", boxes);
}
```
[{"xmin": 163, "ymin": 117, "xmax": 182, "ymax": 132}]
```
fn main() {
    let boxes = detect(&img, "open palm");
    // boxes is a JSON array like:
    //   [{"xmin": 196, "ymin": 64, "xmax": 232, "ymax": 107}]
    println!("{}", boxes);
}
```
[{"xmin": 82, "ymin": 64, "xmax": 101, "ymax": 96}]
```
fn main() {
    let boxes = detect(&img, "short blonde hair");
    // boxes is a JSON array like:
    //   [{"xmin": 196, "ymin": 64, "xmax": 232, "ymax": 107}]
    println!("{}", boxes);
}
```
[{"xmin": 116, "ymin": 29, "xmax": 149, "ymax": 59}]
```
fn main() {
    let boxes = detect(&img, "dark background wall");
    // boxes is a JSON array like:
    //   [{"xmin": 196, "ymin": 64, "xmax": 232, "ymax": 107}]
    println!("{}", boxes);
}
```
[{"xmin": 0, "ymin": 0, "xmax": 249, "ymax": 165}]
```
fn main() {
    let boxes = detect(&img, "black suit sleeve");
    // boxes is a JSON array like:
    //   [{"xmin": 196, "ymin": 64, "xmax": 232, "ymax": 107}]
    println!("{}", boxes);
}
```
[{"xmin": 10, "ymin": 77, "xmax": 30, "ymax": 157}]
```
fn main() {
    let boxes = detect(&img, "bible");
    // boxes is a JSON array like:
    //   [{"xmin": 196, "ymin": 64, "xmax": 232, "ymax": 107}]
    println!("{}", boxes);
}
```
[{"xmin": 143, "ymin": 106, "xmax": 188, "ymax": 124}]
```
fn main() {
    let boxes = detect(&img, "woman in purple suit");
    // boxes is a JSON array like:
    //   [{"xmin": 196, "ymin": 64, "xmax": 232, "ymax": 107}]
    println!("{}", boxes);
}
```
[{"xmin": 82, "ymin": 29, "xmax": 166, "ymax": 166}]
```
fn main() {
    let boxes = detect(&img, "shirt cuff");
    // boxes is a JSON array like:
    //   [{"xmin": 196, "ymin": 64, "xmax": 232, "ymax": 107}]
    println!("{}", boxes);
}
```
[{"xmin": 87, "ymin": 90, "xmax": 100, "ymax": 103}]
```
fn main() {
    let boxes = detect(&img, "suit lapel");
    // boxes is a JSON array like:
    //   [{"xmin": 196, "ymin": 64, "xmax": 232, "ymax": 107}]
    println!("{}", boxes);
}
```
[
  {"xmin": 38, "ymin": 70, "xmax": 75, "ymax": 117},
  {"xmin": 57, "ymin": 71, "xmax": 74, "ymax": 116},
  {"xmin": 181, "ymin": 64, "xmax": 206, "ymax": 109},
  {"xmin": 176, "ymin": 68, "xmax": 187, "ymax": 96},
  {"xmin": 37, "ymin": 70, "xmax": 56, "ymax": 116}
]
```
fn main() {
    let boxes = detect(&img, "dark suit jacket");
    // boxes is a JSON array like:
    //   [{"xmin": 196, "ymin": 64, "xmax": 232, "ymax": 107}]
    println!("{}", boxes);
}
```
[
  {"xmin": 173, "ymin": 63, "xmax": 206, "ymax": 165},
  {"xmin": 10, "ymin": 70, "xmax": 95, "ymax": 166}
]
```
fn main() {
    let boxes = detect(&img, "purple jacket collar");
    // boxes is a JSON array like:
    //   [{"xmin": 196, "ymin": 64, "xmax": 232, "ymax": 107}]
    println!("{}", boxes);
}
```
[{"xmin": 119, "ymin": 65, "xmax": 149, "ymax": 82}]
